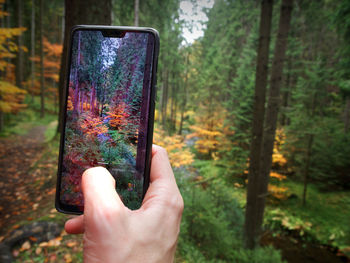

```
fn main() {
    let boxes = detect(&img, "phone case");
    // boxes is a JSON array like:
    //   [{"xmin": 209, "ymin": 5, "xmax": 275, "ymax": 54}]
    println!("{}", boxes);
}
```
[{"xmin": 55, "ymin": 25, "xmax": 159, "ymax": 214}]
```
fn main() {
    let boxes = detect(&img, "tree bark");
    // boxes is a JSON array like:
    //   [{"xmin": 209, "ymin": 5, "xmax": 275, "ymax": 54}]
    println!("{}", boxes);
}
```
[
  {"xmin": 244, "ymin": 0, "xmax": 274, "ymax": 249},
  {"xmin": 31, "ymin": 0, "xmax": 35, "ymax": 100},
  {"xmin": 16, "ymin": 0, "xmax": 23, "ymax": 90},
  {"xmin": 179, "ymin": 51, "xmax": 190, "ymax": 135},
  {"xmin": 39, "ymin": 0, "xmax": 45, "ymax": 118},
  {"xmin": 58, "ymin": 0, "xmax": 112, "ymax": 131},
  {"xmin": 161, "ymin": 68, "xmax": 169, "ymax": 127},
  {"xmin": 257, "ymin": 0, "xmax": 293, "ymax": 246},
  {"xmin": 344, "ymin": 97, "xmax": 350, "ymax": 133},
  {"xmin": 302, "ymin": 133, "xmax": 313, "ymax": 206},
  {"xmin": 134, "ymin": 0, "xmax": 139, "ymax": 26},
  {"xmin": 280, "ymin": 58, "xmax": 291, "ymax": 126}
]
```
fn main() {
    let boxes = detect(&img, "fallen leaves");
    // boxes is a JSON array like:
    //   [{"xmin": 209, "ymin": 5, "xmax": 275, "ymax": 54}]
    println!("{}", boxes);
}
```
[
  {"xmin": 66, "ymin": 241, "xmax": 77, "ymax": 248},
  {"xmin": 64, "ymin": 253, "xmax": 73, "ymax": 263},
  {"xmin": 20, "ymin": 240, "xmax": 31, "ymax": 251}
]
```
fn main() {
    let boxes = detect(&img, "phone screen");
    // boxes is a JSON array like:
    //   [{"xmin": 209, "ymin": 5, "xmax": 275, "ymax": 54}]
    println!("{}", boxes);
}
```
[{"xmin": 57, "ymin": 27, "xmax": 158, "ymax": 213}]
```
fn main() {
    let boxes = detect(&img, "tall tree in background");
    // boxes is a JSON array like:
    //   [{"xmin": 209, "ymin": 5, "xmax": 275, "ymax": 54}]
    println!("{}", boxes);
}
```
[
  {"xmin": 245, "ymin": 0, "xmax": 293, "ymax": 248},
  {"xmin": 244, "ymin": 0, "xmax": 274, "ymax": 249},
  {"xmin": 134, "ymin": 0, "xmax": 139, "ymax": 26},
  {"xmin": 15, "ymin": 0, "xmax": 23, "ymax": 90},
  {"xmin": 58, "ymin": 0, "xmax": 112, "ymax": 131},
  {"xmin": 31, "ymin": 0, "xmax": 35, "ymax": 98},
  {"xmin": 39, "ymin": 0, "xmax": 44, "ymax": 117},
  {"xmin": 256, "ymin": 0, "xmax": 293, "ymax": 233}
]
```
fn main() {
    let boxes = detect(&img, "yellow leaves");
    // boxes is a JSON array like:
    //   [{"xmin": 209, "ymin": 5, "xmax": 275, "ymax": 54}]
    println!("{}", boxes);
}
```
[
  {"xmin": 268, "ymin": 184, "xmax": 289, "ymax": 200},
  {"xmin": 273, "ymin": 152, "xmax": 287, "ymax": 166},
  {"xmin": 0, "ymin": 81, "xmax": 27, "ymax": 113},
  {"xmin": 187, "ymin": 104, "xmax": 227, "ymax": 158},
  {"xmin": 0, "ymin": 27, "xmax": 26, "ymax": 40},
  {"xmin": 153, "ymin": 127, "xmax": 194, "ymax": 168},
  {"xmin": 0, "ymin": 81, "xmax": 27, "ymax": 94},
  {"xmin": 272, "ymin": 128, "xmax": 287, "ymax": 167}
]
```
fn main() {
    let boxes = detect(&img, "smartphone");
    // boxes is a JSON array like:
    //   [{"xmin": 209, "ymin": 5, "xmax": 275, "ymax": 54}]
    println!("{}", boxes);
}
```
[{"xmin": 56, "ymin": 25, "xmax": 159, "ymax": 214}]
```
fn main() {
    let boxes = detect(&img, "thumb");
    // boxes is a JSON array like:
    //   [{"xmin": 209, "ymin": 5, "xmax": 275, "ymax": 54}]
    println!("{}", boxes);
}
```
[{"xmin": 82, "ymin": 167, "xmax": 124, "ymax": 217}]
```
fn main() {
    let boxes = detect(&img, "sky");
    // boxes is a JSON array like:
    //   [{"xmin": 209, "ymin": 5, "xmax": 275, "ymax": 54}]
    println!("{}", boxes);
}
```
[{"xmin": 179, "ymin": 0, "xmax": 214, "ymax": 45}]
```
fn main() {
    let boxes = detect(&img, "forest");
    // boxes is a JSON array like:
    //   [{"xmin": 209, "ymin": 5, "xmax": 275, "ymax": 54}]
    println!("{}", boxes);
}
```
[{"xmin": 0, "ymin": 0, "xmax": 349, "ymax": 262}]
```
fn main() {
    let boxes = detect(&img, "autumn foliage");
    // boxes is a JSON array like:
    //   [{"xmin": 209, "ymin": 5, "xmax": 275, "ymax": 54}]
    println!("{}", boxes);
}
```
[
  {"xmin": 153, "ymin": 127, "xmax": 194, "ymax": 168},
  {"xmin": 0, "ymin": 0, "xmax": 27, "ymax": 115}
]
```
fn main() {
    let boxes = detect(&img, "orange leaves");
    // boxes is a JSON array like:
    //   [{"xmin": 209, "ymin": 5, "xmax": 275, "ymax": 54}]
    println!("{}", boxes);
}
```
[
  {"xmin": 67, "ymin": 97, "xmax": 73, "ymax": 111},
  {"xmin": 106, "ymin": 102, "xmax": 130, "ymax": 129},
  {"xmin": 153, "ymin": 127, "xmax": 194, "ymax": 168},
  {"xmin": 43, "ymin": 37, "xmax": 62, "ymax": 57},
  {"xmin": 80, "ymin": 114, "xmax": 108, "ymax": 138},
  {"xmin": 270, "ymin": 171, "xmax": 286, "ymax": 181},
  {"xmin": 28, "ymin": 37, "xmax": 62, "ymax": 96}
]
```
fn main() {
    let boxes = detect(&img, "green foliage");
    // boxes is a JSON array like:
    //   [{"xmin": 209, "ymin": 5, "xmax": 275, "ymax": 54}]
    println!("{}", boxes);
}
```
[
  {"xmin": 265, "ymin": 180, "xmax": 350, "ymax": 250},
  {"xmin": 175, "ymin": 164, "xmax": 283, "ymax": 262},
  {"xmin": 0, "ymin": 96, "xmax": 57, "ymax": 137}
]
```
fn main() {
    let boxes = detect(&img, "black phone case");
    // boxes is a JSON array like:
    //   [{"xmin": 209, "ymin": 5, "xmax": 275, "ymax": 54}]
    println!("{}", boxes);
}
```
[{"xmin": 55, "ymin": 25, "xmax": 159, "ymax": 214}]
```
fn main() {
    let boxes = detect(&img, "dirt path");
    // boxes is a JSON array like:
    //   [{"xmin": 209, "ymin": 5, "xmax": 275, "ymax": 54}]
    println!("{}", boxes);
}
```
[{"xmin": 0, "ymin": 126, "xmax": 49, "ymax": 234}]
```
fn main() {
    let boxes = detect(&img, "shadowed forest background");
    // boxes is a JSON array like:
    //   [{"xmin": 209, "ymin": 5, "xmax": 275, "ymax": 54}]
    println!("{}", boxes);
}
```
[{"xmin": 0, "ymin": 0, "xmax": 350, "ymax": 262}]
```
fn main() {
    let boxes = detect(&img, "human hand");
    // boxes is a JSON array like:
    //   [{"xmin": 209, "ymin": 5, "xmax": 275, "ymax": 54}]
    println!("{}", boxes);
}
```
[{"xmin": 64, "ymin": 145, "xmax": 184, "ymax": 263}]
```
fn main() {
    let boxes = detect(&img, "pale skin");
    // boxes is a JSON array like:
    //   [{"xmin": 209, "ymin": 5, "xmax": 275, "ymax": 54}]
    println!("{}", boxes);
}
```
[{"xmin": 65, "ymin": 145, "xmax": 184, "ymax": 263}]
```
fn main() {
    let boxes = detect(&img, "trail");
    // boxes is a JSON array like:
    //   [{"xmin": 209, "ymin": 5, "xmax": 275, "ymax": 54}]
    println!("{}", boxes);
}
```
[{"xmin": 0, "ymin": 126, "xmax": 49, "ymax": 234}]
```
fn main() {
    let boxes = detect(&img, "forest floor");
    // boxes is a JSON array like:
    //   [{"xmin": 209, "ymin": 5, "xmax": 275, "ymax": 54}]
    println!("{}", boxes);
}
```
[{"xmin": 0, "ymin": 121, "xmax": 84, "ymax": 262}]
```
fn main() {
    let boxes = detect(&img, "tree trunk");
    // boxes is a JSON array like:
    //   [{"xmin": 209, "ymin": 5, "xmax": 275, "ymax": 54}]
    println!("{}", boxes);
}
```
[
  {"xmin": 302, "ymin": 133, "xmax": 313, "ymax": 206},
  {"xmin": 280, "ymin": 58, "xmax": 291, "ymax": 126},
  {"xmin": 0, "ymin": 110, "xmax": 3, "ymax": 132},
  {"xmin": 16, "ymin": 0, "xmax": 23, "ymax": 90},
  {"xmin": 161, "ymin": 69, "xmax": 169, "ymax": 127},
  {"xmin": 257, "ymin": 0, "xmax": 293, "ymax": 238},
  {"xmin": 179, "ymin": 52, "xmax": 189, "ymax": 135},
  {"xmin": 31, "ymin": 0, "xmax": 35, "ymax": 101},
  {"xmin": 134, "ymin": 0, "xmax": 139, "ymax": 27},
  {"xmin": 244, "ymin": 0, "xmax": 274, "ymax": 249},
  {"xmin": 58, "ymin": 0, "xmax": 112, "ymax": 131},
  {"xmin": 344, "ymin": 97, "xmax": 350, "ymax": 133},
  {"xmin": 39, "ymin": 0, "xmax": 45, "ymax": 118}
]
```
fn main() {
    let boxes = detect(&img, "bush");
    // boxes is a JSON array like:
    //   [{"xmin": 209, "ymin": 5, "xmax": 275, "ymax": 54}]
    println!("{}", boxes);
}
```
[{"xmin": 175, "ymin": 167, "xmax": 284, "ymax": 262}]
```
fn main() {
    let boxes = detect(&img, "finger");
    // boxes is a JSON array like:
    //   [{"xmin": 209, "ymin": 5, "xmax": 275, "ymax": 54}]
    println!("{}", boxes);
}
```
[
  {"xmin": 82, "ymin": 167, "xmax": 124, "ymax": 216},
  {"xmin": 150, "ymin": 144, "xmax": 176, "ymax": 184},
  {"xmin": 142, "ymin": 145, "xmax": 180, "ymax": 204},
  {"xmin": 65, "ymin": 215, "xmax": 84, "ymax": 234}
]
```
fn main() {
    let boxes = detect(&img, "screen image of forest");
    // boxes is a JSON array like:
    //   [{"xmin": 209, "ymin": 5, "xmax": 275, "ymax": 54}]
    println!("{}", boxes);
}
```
[{"xmin": 60, "ymin": 30, "xmax": 153, "ymax": 210}]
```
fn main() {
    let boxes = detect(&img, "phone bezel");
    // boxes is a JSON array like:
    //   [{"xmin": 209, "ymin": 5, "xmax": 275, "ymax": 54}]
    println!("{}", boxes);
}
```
[{"xmin": 55, "ymin": 25, "xmax": 159, "ymax": 215}]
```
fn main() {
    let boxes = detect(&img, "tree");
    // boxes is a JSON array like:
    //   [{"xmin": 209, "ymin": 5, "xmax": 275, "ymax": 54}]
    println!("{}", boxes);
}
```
[
  {"xmin": 134, "ymin": 0, "xmax": 139, "ymax": 26},
  {"xmin": 256, "ymin": 0, "xmax": 293, "ymax": 233},
  {"xmin": 39, "ymin": 0, "xmax": 44, "ymax": 117},
  {"xmin": 244, "ymin": 0, "xmax": 274, "ymax": 249},
  {"xmin": 58, "ymin": 0, "xmax": 112, "ymax": 131}
]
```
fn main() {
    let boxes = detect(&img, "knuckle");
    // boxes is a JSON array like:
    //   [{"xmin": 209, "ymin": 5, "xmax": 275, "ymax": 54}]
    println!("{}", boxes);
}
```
[
  {"xmin": 167, "ymin": 192, "xmax": 184, "ymax": 215},
  {"xmin": 158, "ymin": 146, "xmax": 169, "ymax": 157}
]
